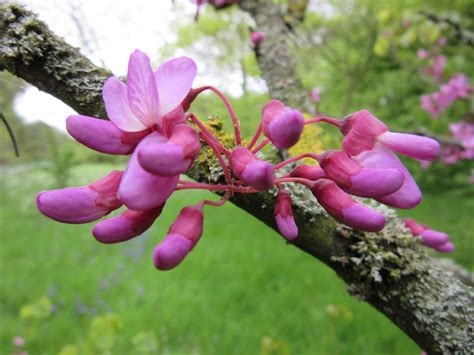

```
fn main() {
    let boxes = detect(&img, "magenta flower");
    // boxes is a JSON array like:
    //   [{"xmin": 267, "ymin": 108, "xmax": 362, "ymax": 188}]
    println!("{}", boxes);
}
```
[
  {"xmin": 230, "ymin": 146, "xmax": 275, "ymax": 190},
  {"xmin": 250, "ymin": 31, "xmax": 265, "ymax": 46},
  {"xmin": 311, "ymin": 179, "xmax": 385, "ymax": 232},
  {"xmin": 404, "ymin": 219, "xmax": 454, "ymax": 252},
  {"xmin": 340, "ymin": 110, "xmax": 440, "ymax": 161},
  {"xmin": 153, "ymin": 205, "xmax": 204, "ymax": 270},
  {"xmin": 274, "ymin": 189, "xmax": 298, "ymax": 240},
  {"xmin": 261, "ymin": 99, "xmax": 304, "ymax": 149},
  {"xmin": 289, "ymin": 164, "xmax": 325, "ymax": 181}
]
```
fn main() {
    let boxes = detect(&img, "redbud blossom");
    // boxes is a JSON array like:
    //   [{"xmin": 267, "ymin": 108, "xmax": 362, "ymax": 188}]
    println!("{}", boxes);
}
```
[
  {"xmin": 274, "ymin": 190, "xmax": 298, "ymax": 240},
  {"xmin": 309, "ymin": 88, "xmax": 320, "ymax": 103},
  {"xmin": 262, "ymin": 99, "xmax": 304, "ymax": 149},
  {"xmin": 66, "ymin": 115, "xmax": 149, "ymax": 155},
  {"xmin": 36, "ymin": 170, "xmax": 123, "ymax": 223},
  {"xmin": 93, "ymin": 205, "xmax": 165, "ymax": 244},
  {"xmin": 341, "ymin": 110, "xmax": 440, "ymax": 161},
  {"xmin": 289, "ymin": 164, "xmax": 325, "ymax": 181},
  {"xmin": 403, "ymin": 219, "xmax": 453, "ymax": 253},
  {"xmin": 318, "ymin": 150, "xmax": 404, "ymax": 198},
  {"xmin": 230, "ymin": 147, "xmax": 275, "ymax": 190},
  {"xmin": 311, "ymin": 179, "xmax": 385, "ymax": 232},
  {"xmin": 138, "ymin": 124, "xmax": 201, "ymax": 176},
  {"xmin": 250, "ymin": 31, "xmax": 265, "ymax": 46},
  {"xmin": 153, "ymin": 205, "xmax": 204, "ymax": 270}
]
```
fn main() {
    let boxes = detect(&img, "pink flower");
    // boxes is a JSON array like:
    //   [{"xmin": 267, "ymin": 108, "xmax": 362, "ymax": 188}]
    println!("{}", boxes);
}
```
[
  {"xmin": 309, "ymin": 88, "xmax": 320, "ymax": 103},
  {"xmin": 289, "ymin": 165, "xmax": 325, "ymax": 181},
  {"xmin": 262, "ymin": 99, "xmax": 304, "ymax": 149},
  {"xmin": 340, "ymin": 110, "xmax": 440, "ymax": 161},
  {"xmin": 318, "ymin": 150, "xmax": 404, "ymax": 198},
  {"xmin": 153, "ymin": 205, "xmax": 204, "ymax": 270},
  {"xmin": 311, "ymin": 179, "xmax": 385, "ymax": 232},
  {"xmin": 250, "ymin": 31, "xmax": 265, "ymax": 46},
  {"xmin": 230, "ymin": 147, "xmax": 275, "ymax": 190},
  {"xmin": 274, "ymin": 189, "xmax": 298, "ymax": 240},
  {"xmin": 37, "ymin": 171, "xmax": 123, "ymax": 223},
  {"xmin": 13, "ymin": 337, "xmax": 25, "ymax": 347},
  {"xmin": 417, "ymin": 48, "xmax": 428, "ymax": 60},
  {"xmin": 431, "ymin": 55, "xmax": 446, "ymax": 80},
  {"xmin": 404, "ymin": 219, "xmax": 454, "ymax": 252}
]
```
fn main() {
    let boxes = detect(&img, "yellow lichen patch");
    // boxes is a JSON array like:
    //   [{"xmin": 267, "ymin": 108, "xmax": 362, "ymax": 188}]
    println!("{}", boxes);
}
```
[{"xmin": 288, "ymin": 123, "xmax": 325, "ymax": 165}]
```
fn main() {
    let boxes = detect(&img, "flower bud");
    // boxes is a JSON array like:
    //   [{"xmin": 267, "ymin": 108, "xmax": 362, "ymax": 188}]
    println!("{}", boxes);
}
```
[
  {"xmin": 153, "ymin": 205, "xmax": 204, "ymax": 270},
  {"xmin": 311, "ymin": 179, "xmax": 385, "ymax": 232},
  {"xmin": 230, "ymin": 147, "xmax": 275, "ymax": 191},
  {"xmin": 36, "ymin": 170, "xmax": 123, "ymax": 223},
  {"xmin": 289, "ymin": 164, "xmax": 325, "ymax": 181},
  {"xmin": 138, "ymin": 124, "xmax": 201, "ymax": 176},
  {"xmin": 262, "ymin": 99, "xmax": 304, "ymax": 149},
  {"xmin": 250, "ymin": 31, "xmax": 265, "ymax": 46},
  {"xmin": 93, "ymin": 205, "xmax": 165, "ymax": 244},
  {"xmin": 66, "ymin": 115, "xmax": 149, "ymax": 155},
  {"xmin": 318, "ymin": 150, "xmax": 404, "ymax": 198},
  {"xmin": 274, "ymin": 190, "xmax": 298, "ymax": 240}
]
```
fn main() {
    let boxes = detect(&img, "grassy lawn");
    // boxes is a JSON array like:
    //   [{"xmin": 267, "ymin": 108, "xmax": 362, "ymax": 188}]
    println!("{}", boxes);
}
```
[{"xmin": 0, "ymin": 164, "xmax": 472, "ymax": 354}]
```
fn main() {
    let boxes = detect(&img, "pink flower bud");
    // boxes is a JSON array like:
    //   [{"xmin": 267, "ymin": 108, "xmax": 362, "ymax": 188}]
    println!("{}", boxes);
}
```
[
  {"xmin": 138, "ymin": 124, "xmax": 201, "ymax": 176},
  {"xmin": 318, "ymin": 151, "xmax": 404, "ymax": 198},
  {"xmin": 261, "ymin": 99, "xmax": 304, "ymax": 149},
  {"xmin": 274, "ymin": 190, "xmax": 298, "ymax": 240},
  {"xmin": 66, "ymin": 115, "xmax": 149, "ymax": 155},
  {"xmin": 250, "ymin": 31, "xmax": 265, "ymax": 46},
  {"xmin": 153, "ymin": 205, "xmax": 204, "ymax": 270},
  {"xmin": 353, "ymin": 144, "xmax": 422, "ymax": 209},
  {"xmin": 420, "ymin": 230, "xmax": 449, "ymax": 248},
  {"xmin": 119, "ymin": 132, "xmax": 179, "ymax": 211},
  {"xmin": 434, "ymin": 241, "xmax": 455, "ymax": 253},
  {"xmin": 311, "ymin": 179, "xmax": 385, "ymax": 232},
  {"xmin": 230, "ymin": 147, "xmax": 275, "ymax": 190},
  {"xmin": 377, "ymin": 132, "xmax": 440, "ymax": 161},
  {"xmin": 289, "ymin": 164, "xmax": 325, "ymax": 181},
  {"xmin": 404, "ymin": 218, "xmax": 453, "ymax": 252},
  {"xmin": 93, "ymin": 205, "xmax": 165, "ymax": 244},
  {"xmin": 36, "ymin": 171, "xmax": 123, "ymax": 224},
  {"xmin": 403, "ymin": 218, "xmax": 426, "ymax": 236}
]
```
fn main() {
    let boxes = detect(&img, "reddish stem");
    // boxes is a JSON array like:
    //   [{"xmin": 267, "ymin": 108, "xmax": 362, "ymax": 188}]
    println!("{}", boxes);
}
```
[
  {"xmin": 247, "ymin": 122, "xmax": 263, "ymax": 150},
  {"xmin": 273, "ymin": 153, "xmax": 321, "ymax": 170},
  {"xmin": 199, "ymin": 191, "xmax": 231, "ymax": 208},
  {"xmin": 176, "ymin": 181, "xmax": 257, "ymax": 193},
  {"xmin": 250, "ymin": 138, "xmax": 270, "ymax": 154},
  {"xmin": 305, "ymin": 116, "xmax": 341, "ymax": 127},
  {"xmin": 276, "ymin": 177, "xmax": 315, "ymax": 187}
]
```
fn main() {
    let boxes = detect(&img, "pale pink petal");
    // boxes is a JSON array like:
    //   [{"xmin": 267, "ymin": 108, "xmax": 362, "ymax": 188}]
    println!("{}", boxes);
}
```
[
  {"xmin": 341, "ymin": 204, "xmax": 386, "ymax": 232},
  {"xmin": 155, "ymin": 57, "xmax": 197, "ymax": 116},
  {"xmin": 153, "ymin": 234, "xmax": 192, "ymax": 270},
  {"xmin": 119, "ymin": 133, "xmax": 179, "ymax": 210},
  {"xmin": 377, "ymin": 132, "xmax": 440, "ymax": 161},
  {"xmin": 103, "ymin": 76, "xmax": 147, "ymax": 132},
  {"xmin": 348, "ymin": 168, "xmax": 404, "ymax": 198}
]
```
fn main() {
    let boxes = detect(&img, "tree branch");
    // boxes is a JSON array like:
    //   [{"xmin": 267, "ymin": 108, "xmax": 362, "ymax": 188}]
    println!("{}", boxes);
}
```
[{"xmin": 1, "ymin": 3, "xmax": 472, "ymax": 354}]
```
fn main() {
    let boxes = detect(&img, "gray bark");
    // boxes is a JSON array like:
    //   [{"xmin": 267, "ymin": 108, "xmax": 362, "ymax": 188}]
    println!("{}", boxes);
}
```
[{"xmin": 1, "ymin": 2, "xmax": 473, "ymax": 354}]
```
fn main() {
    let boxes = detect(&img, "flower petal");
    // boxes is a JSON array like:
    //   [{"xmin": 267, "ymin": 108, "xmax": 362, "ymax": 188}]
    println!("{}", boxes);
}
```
[
  {"xmin": 119, "ymin": 133, "xmax": 179, "ymax": 210},
  {"xmin": 155, "ymin": 57, "xmax": 197, "ymax": 116},
  {"xmin": 66, "ymin": 115, "xmax": 148, "ymax": 154},
  {"xmin": 103, "ymin": 76, "xmax": 148, "ymax": 132},
  {"xmin": 153, "ymin": 233, "xmax": 193, "ymax": 270},
  {"xmin": 377, "ymin": 132, "xmax": 440, "ymax": 161},
  {"xmin": 348, "ymin": 168, "xmax": 404, "ymax": 198}
]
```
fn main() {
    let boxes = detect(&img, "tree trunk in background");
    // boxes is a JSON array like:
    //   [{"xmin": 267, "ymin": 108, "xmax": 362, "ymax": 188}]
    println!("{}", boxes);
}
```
[{"xmin": 1, "ymin": 3, "xmax": 473, "ymax": 354}]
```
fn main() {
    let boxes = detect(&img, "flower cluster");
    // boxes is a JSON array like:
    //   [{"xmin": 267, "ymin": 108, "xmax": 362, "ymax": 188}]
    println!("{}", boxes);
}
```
[
  {"xmin": 37, "ymin": 50, "xmax": 440, "ymax": 270},
  {"xmin": 403, "ymin": 219, "xmax": 454, "ymax": 253}
]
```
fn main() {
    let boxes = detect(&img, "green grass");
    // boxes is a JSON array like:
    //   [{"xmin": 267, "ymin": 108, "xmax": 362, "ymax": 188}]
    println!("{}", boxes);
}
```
[{"xmin": 0, "ymin": 164, "xmax": 472, "ymax": 354}]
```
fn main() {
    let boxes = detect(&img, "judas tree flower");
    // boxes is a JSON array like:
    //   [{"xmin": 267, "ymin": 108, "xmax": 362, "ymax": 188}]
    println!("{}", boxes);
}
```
[
  {"xmin": 153, "ymin": 205, "xmax": 204, "ymax": 270},
  {"xmin": 250, "ymin": 31, "xmax": 265, "ymax": 46},
  {"xmin": 138, "ymin": 124, "xmax": 201, "ymax": 176},
  {"xmin": 318, "ymin": 150, "xmax": 404, "ymax": 198},
  {"xmin": 93, "ymin": 205, "xmax": 165, "ymax": 244},
  {"xmin": 289, "ymin": 164, "xmax": 325, "ymax": 181},
  {"xmin": 274, "ymin": 189, "xmax": 298, "ymax": 240},
  {"xmin": 417, "ymin": 48, "xmax": 428, "ymax": 59},
  {"xmin": 353, "ymin": 144, "xmax": 422, "ymax": 209},
  {"xmin": 262, "ymin": 99, "xmax": 304, "ymax": 149},
  {"xmin": 311, "ymin": 179, "xmax": 385, "ymax": 232},
  {"xmin": 340, "ymin": 109, "xmax": 440, "ymax": 161},
  {"xmin": 13, "ymin": 337, "xmax": 25, "ymax": 347},
  {"xmin": 309, "ymin": 88, "xmax": 320, "ymax": 103},
  {"xmin": 404, "ymin": 218, "xmax": 454, "ymax": 252},
  {"xmin": 230, "ymin": 147, "xmax": 275, "ymax": 190},
  {"xmin": 37, "ymin": 170, "xmax": 123, "ymax": 223}
]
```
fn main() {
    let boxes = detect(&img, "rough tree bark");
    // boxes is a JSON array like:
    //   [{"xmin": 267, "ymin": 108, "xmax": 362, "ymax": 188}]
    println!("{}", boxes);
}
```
[{"xmin": 1, "ymin": 3, "xmax": 472, "ymax": 354}]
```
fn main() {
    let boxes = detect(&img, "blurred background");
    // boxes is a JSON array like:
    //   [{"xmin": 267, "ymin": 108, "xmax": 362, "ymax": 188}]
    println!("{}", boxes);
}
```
[{"xmin": 1, "ymin": 0, "xmax": 473, "ymax": 354}]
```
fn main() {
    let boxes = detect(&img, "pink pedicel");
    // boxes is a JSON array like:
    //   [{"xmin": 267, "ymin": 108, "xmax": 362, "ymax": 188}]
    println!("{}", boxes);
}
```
[
  {"xmin": 230, "ymin": 146, "xmax": 275, "ymax": 190},
  {"xmin": 289, "ymin": 165, "xmax": 325, "ymax": 181},
  {"xmin": 66, "ymin": 115, "xmax": 149, "ymax": 155},
  {"xmin": 250, "ymin": 31, "xmax": 265, "ymax": 46},
  {"xmin": 311, "ymin": 179, "xmax": 385, "ymax": 232},
  {"xmin": 138, "ymin": 124, "xmax": 201, "ymax": 176},
  {"xmin": 36, "ymin": 170, "xmax": 123, "ymax": 224},
  {"xmin": 37, "ymin": 49, "xmax": 441, "ymax": 271},
  {"xmin": 403, "ymin": 218, "xmax": 454, "ymax": 253},
  {"xmin": 262, "ymin": 99, "xmax": 304, "ymax": 149},
  {"xmin": 153, "ymin": 205, "xmax": 204, "ymax": 270},
  {"xmin": 318, "ymin": 150, "xmax": 404, "ymax": 198},
  {"xmin": 274, "ymin": 190, "xmax": 298, "ymax": 240},
  {"xmin": 93, "ymin": 205, "xmax": 165, "ymax": 244}
]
